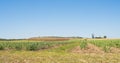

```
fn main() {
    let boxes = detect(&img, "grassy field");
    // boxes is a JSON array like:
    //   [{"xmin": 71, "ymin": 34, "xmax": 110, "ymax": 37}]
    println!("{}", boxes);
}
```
[{"xmin": 0, "ymin": 39, "xmax": 120, "ymax": 63}]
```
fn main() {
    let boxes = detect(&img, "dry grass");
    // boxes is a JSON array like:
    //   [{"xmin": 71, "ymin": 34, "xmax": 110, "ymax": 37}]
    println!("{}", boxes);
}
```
[
  {"xmin": 0, "ymin": 51, "xmax": 120, "ymax": 63},
  {"xmin": 29, "ymin": 37, "xmax": 70, "ymax": 41}
]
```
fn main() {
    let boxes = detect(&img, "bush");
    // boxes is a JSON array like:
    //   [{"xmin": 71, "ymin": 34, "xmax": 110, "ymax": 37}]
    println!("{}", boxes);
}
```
[
  {"xmin": 0, "ymin": 44, "xmax": 4, "ymax": 50},
  {"xmin": 80, "ymin": 40, "xmax": 87, "ymax": 49},
  {"xmin": 14, "ymin": 44, "xmax": 23, "ymax": 50},
  {"xmin": 26, "ymin": 43, "xmax": 39, "ymax": 51}
]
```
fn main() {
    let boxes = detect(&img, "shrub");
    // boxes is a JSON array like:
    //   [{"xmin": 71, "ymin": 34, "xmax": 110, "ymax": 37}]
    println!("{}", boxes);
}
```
[
  {"xmin": 0, "ymin": 44, "xmax": 4, "ymax": 50},
  {"xmin": 80, "ymin": 40, "xmax": 87, "ymax": 49},
  {"xmin": 26, "ymin": 43, "xmax": 39, "ymax": 51}
]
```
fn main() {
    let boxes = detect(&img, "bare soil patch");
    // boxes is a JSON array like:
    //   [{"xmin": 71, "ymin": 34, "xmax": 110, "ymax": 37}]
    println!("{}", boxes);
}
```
[
  {"xmin": 110, "ymin": 47, "xmax": 120, "ymax": 53},
  {"xmin": 71, "ymin": 43, "xmax": 120, "ymax": 54},
  {"xmin": 29, "ymin": 37, "xmax": 70, "ymax": 41}
]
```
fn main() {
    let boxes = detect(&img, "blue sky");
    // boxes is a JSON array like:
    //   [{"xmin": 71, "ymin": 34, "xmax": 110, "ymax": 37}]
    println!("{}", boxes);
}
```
[{"xmin": 0, "ymin": 0, "xmax": 120, "ymax": 39}]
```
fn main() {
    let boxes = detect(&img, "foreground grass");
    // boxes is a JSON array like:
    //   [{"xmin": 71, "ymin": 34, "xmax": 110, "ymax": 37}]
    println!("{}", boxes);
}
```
[{"xmin": 0, "ymin": 51, "xmax": 120, "ymax": 63}]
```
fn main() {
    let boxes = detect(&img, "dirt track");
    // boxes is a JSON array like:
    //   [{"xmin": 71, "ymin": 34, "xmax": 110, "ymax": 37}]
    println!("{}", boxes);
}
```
[{"xmin": 71, "ymin": 43, "xmax": 120, "ymax": 54}]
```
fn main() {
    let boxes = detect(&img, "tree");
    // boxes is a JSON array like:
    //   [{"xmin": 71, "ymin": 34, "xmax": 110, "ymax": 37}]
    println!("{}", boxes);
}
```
[
  {"xmin": 104, "ymin": 36, "xmax": 107, "ymax": 39},
  {"xmin": 92, "ymin": 34, "xmax": 94, "ymax": 39}
]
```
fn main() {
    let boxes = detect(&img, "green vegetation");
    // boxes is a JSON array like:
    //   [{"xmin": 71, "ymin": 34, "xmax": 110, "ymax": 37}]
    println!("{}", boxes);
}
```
[
  {"xmin": 0, "ymin": 41, "xmax": 71, "ymax": 51},
  {"xmin": 0, "ymin": 44, "xmax": 4, "ymax": 50},
  {"xmin": 80, "ymin": 39, "xmax": 87, "ymax": 49},
  {"xmin": 89, "ymin": 39, "xmax": 120, "ymax": 52},
  {"xmin": 0, "ymin": 39, "xmax": 120, "ymax": 63}
]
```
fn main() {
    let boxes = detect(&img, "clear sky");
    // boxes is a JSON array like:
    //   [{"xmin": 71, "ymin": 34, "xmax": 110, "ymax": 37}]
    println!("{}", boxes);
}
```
[{"xmin": 0, "ymin": 0, "xmax": 120, "ymax": 39}]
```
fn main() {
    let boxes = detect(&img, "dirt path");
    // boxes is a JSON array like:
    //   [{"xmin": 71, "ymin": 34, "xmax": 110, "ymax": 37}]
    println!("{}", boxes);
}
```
[
  {"xmin": 71, "ymin": 43, "xmax": 104, "ymax": 54},
  {"xmin": 110, "ymin": 47, "xmax": 120, "ymax": 53}
]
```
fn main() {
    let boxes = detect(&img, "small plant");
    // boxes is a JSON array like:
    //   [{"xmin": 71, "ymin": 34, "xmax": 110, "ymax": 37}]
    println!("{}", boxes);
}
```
[
  {"xmin": 103, "ymin": 46, "xmax": 110, "ymax": 52},
  {"xmin": 80, "ymin": 39, "xmax": 87, "ymax": 49}
]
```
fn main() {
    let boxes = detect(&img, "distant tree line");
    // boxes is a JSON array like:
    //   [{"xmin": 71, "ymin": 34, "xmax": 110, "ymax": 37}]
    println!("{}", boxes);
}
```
[{"xmin": 0, "ymin": 39, "xmax": 25, "ymax": 41}]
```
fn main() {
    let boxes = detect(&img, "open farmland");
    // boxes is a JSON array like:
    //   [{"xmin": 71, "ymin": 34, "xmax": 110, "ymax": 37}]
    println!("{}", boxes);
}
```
[
  {"xmin": 29, "ymin": 37, "xmax": 70, "ymax": 41},
  {"xmin": 0, "ymin": 39, "xmax": 120, "ymax": 63}
]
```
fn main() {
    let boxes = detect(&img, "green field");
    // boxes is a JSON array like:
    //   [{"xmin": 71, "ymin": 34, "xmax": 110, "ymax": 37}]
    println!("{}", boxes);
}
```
[{"xmin": 0, "ymin": 39, "xmax": 120, "ymax": 63}]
